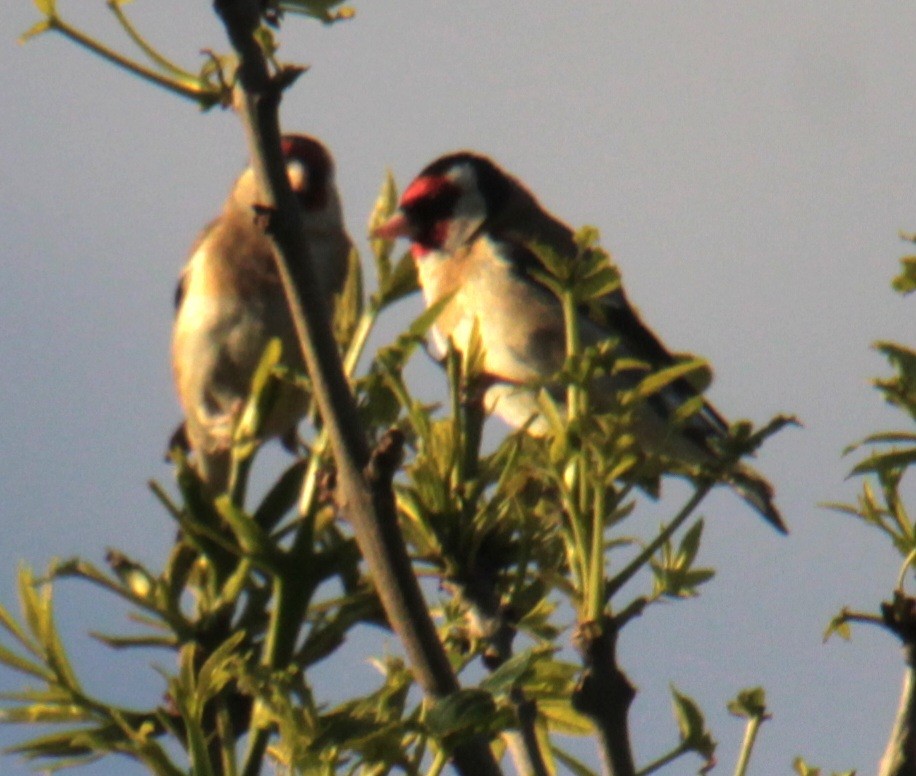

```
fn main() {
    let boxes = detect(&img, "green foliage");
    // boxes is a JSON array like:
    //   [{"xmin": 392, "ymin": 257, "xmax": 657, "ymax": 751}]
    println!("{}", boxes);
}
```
[
  {"xmin": 825, "ymin": 277, "xmax": 915, "ymax": 585},
  {"xmin": 793, "ymin": 756, "xmax": 857, "ymax": 776},
  {"xmin": 726, "ymin": 687, "xmax": 769, "ymax": 721},
  {"xmin": 814, "ymin": 261, "xmax": 913, "ymax": 774},
  {"xmin": 893, "ymin": 233, "xmax": 916, "ymax": 295},
  {"xmin": 0, "ymin": 174, "xmax": 790, "ymax": 774},
  {"xmin": 272, "ymin": 0, "xmax": 355, "ymax": 24},
  {"xmin": 670, "ymin": 686, "xmax": 716, "ymax": 763},
  {"xmin": 6, "ymin": 11, "xmax": 798, "ymax": 775},
  {"xmin": 20, "ymin": 0, "xmax": 357, "ymax": 108}
]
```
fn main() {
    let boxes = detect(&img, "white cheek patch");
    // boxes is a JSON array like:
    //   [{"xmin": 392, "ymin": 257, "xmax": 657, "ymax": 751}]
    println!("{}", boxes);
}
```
[
  {"xmin": 449, "ymin": 165, "xmax": 485, "ymax": 221},
  {"xmin": 443, "ymin": 165, "xmax": 487, "ymax": 248},
  {"xmin": 286, "ymin": 160, "xmax": 308, "ymax": 192}
]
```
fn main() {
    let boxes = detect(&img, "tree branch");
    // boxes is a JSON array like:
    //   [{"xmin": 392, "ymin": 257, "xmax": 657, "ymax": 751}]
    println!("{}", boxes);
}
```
[
  {"xmin": 212, "ymin": 3, "xmax": 502, "ymax": 774},
  {"xmin": 879, "ymin": 592, "xmax": 916, "ymax": 775},
  {"xmin": 572, "ymin": 616, "xmax": 637, "ymax": 776}
]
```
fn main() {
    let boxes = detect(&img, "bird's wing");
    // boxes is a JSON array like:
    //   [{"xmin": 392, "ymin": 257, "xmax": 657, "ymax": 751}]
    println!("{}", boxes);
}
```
[
  {"xmin": 174, "ymin": 219, "xmax": 219, "ymax": 315},
  {"xmin": 592, "ymin": 286, "xmax": 730, "ymax": 444}
]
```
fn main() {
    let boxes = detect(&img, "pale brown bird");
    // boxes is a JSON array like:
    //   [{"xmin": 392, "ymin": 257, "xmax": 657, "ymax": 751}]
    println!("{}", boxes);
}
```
[
  {"xmin": 373, "ymin": 151, "xmax": 786, "ymax": 532},
  {"xmin": 172, "ymin": 135, "xmax": 352, "ymax": 491}
]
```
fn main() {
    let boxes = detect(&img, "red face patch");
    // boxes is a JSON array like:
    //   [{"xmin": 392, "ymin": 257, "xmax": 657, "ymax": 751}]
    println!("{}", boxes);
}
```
[{"xmin": 400, "ymin": 175, "xmax": 453, "ymax": 208}]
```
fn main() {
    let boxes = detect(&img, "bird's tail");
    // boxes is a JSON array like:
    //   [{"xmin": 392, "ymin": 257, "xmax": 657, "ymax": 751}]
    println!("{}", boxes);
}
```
[{"xmin": 726, "ymin": 463, "xmax": 788, "ymax": 534}]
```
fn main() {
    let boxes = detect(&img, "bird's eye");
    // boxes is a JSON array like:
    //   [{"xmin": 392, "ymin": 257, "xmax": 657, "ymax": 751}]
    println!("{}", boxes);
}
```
[
  {"xmin": 285, "ymin": 160, "xmax": 308, "ymax": 192},
  {"xmin": 401, "ymin": 176, "xmax": 460, "ymax": 222}
]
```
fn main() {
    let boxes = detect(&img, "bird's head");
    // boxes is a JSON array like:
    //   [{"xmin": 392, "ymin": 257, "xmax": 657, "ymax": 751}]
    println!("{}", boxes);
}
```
[
  {"xmin": 279, "ymin": 134, "xmax": 337, "ymax": 212},
  {"xmin": 372, "ymin": 151, "xmax": 515, "ymax": 257},
  {"xmin": 228, "ymin": 134, "xmax": 342, "ymax": 222}
]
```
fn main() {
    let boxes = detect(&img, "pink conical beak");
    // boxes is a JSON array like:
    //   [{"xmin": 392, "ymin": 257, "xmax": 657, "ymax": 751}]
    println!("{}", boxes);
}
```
[{"xmin": 370, "ymin": 210, "xmax": 411, "ymax": 240}]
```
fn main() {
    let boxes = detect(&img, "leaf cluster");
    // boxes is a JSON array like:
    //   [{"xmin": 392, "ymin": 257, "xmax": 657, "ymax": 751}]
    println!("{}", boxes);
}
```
[{"xmin": 8, "ymin": 9, "xmax": 799, "ymax": 772}]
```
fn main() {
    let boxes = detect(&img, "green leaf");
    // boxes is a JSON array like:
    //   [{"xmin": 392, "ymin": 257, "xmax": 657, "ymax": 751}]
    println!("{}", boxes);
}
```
[
  {"xmin": 25, "ymin": 577, "xmax": 79, "ymax": 692},
  {"xmin": 0, "ymin": 641, "xmax": 59, "ymax": 681},
  {"xmin": 234, "ymin": 338, "xmax": 284, "ymax": 451},
  {"xmin": 18, "ymin": 19, "xmax": 51, "ymax": 43},
  {"xmin": 480, "ymin": 650, "xmax": 538, "ymax": 695},
  {"xmin": 0, "ymin": 598, "xmax": 38, "ymax": 653},
  {"xmin": 851, "ymin": 431, "xmax": 916, "ymax": 447},
  {"xmin": 634, "ymin": 359, "xmax": 710, "ymax": 400},
  {"xmin": 849, "ymin": 447, "xmax": 916, "ymax": 477},
  {"xmin": 33, "ymin": 0, "xmax": 56, "ymax": 16},
  {"xmin": 670, "ymin": 685, "xmax": 716, "ymax": 759},
  {"xmin": 195, "ymin": 632, "xmax": 247, "ymax": 706},
  {"xmin": 727, "ymin": 687, "xmax": 768, "ymax": 719},
  {"xmin": 379, "ymin": 251, "xmax": 419, "ymax": 306},
  {"xmin": 254, "ymin": 458, "xmax": 308, "ymax": 532},
  {"xmin": 892, "ymin": 255, "xmax": 916, "ymax": 295},
  {"xmin": 677, "ymin": 518, "xmax": 704, "ymax": 569},
  {"xmin": 0, "ymin": 703, "xmax": 89, "ymax": 724},
  {"xmin": 89, "ymin": 633, "xmax": 176, "ymax": 650},
  {"xmin": 408, "ymin": 291, "xmax": 455, "ymax": 340},
  {"xmin": 575, "ymin": 263, "xmax": 619, "ymax": 303},
  {"xmin": 334, "ymin": 246, "xmax": 365, "ymax": 347},
  {"xmin": 793, "ymin": 756, "xmax": 820, "ymax": 776},
  {"xmin": 823, "ymin": 610, "xmax": 853, "ymax": 642},
  {"xmin": 535, "ymin": 389, "xmax": 566, "ymax": 438},
  {"xmin": 214, "ymin": 496, "xmax": 270, "ymax": 556},
  {"xmin": 425, "ymin": 689, "xmax": 500, "ymax": 745},
  {"xmin": 537, "ymin": 700, "xmax": 593, "ymax": 735},
  {"xmin": 368, "ymin": 170, "xmax": 399, "ymax": 285},
  {"xmin": 278, "ymin": 0, "xmax": 355, "ymax": 23}
]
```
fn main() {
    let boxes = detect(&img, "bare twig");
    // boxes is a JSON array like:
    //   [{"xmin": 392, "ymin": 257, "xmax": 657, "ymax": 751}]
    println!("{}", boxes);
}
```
[{"xmin": 212, "ymin": 3, "xmax": 502, "ymax": 774}]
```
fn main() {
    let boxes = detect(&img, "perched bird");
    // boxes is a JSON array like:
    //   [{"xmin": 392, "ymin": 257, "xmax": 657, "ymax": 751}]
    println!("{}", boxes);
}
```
[
  {"xmin": 372, "ymin": 152, "xmax": 786, "ymax": 532},
  {"xmin": 172, "ymin": 134, "xmax": 352, "ymax": 491}
]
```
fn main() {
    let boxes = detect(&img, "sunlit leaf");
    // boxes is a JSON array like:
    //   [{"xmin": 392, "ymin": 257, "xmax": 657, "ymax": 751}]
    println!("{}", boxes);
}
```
[
  {"xmin": 18, "ymin": 19, "xmax": 52, "ymax": 43},
  {"xmin": 538, "ymin": 700, "xmax": 593, "ymax": 735},
  {"xmin": 892, "ymin": 255, "xmax": 916, "ymax": 295},
  {"xmin": 33, "ymin": 0, "xmax": 56, "ymax": 16},
  {"xmin": 726, "ymin": 686, "xmax": 768, "ymax": 719},
  {"xmin": 425, "ymin": 689, "xmax": 501, "ymax": 746},
  {"xmin": 379, "ymin": 252, "xmax": 419, "ymax": 306},
  {"xmin": 670, "ymin": 685, "xmax": 716, "ymax": 758},
  {"xmin": 849, "ymin": 447, "xmax": 916, "ymax": 477}
]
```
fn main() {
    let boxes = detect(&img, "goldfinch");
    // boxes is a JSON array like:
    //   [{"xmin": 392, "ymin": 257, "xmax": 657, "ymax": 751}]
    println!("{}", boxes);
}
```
[
  {"xmin": 172, "ymin": 135, "xmax": 352, "ymax": 491},
  {"xmin": 373, "ymin": 152, "xmax": 785, "ymax": 532}
]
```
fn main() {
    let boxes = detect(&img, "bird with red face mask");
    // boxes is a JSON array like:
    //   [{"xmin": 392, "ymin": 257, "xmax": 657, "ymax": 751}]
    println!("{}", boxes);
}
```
[
  {"xmin": 373, "ymin": 151, "xmax": 786, "ymax": 533},
  {"xmin": 172, "ymin": 135, "xmax": 353, "ymax": 492}
]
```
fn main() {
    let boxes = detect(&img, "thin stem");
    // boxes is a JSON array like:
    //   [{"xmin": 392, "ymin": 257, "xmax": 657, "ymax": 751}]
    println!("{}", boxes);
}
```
[
  {"xmin": 240, "ymin": 569, "xmax": 313, "ymax": 776},
  {"xmin": 426, "ymin": 749, "xmax": 449, "ymax": 776},
  {"xmin": 587, "ymin": 471, "xmax": 606, "ymax": 621},
  {"xmin": 636, "ymin": 743, "xmax": 688, "ymax": 776},
  {"xmin": 733, "ymin": 715, "xmax": 763, "ymax": 776},
  {"xmin": 296, "ymin": 428, "xmax": 328, "ymax": 518},
  {"xmin": 106, "ymin": 0, "xmax": 199, "ymax": 80},
  {"xmin": 505, "ymin": 691, "xmax": 551, "ymax": 776},
  {"xmin": 605, "ymin": 481, "xmax": 713, "ymax": 602},
  {"xmin": 561, "ymin": 484, "xmax": 590, "ymax": 612},
  {"xmin": 342, "ymin": 305, "xmax": 379, "ymax": 377},
  {"xmin": 48, "ymin": 17, "xmax": 216, "ymax": 104},
  {"xmin": 897, "ymin": 547, "xmax": 916, "ymax": 592},
  {"xmin": 561, "ymin": 288, "xmax": 583, "ymax": 423}
]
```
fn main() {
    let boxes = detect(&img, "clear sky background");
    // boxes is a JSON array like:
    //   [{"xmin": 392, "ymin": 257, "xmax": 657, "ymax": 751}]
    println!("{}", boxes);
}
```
[{"xmin": 2, "ymin": 2, "xmax": 915, "ymax": 774}]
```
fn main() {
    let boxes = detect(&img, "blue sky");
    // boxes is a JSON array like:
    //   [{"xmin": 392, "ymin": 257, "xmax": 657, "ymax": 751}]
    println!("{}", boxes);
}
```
[{"xmin": 2, "ymin": 2, "xmax": 915, "ymax": 773}]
